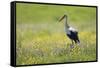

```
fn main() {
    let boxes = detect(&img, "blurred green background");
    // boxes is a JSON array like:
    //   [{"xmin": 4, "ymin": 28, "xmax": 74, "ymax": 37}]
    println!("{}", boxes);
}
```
[{"xmin": 16, "ymin": 3, "xmax": 97, "ymax": 65}]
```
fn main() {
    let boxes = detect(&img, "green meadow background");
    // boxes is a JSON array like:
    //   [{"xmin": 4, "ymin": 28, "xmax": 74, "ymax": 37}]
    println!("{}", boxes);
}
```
[{"xmin": 16, "ymin": 3, "xmax": 97, "ymax": 65}]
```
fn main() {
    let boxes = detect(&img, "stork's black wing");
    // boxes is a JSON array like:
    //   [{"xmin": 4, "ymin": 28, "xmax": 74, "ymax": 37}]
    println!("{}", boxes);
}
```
[{"xmin": 67, "ymin": 31, "xmax": 80, "ymax": 43}]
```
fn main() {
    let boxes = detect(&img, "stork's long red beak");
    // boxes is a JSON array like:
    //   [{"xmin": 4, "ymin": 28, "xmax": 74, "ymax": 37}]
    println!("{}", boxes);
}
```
[
  {"xmin": 59, "ymin": 15, "xmax": 66, "ymax": 22},
  {"xmin": 59, "ymin": 15, "xmax": 65, "ymax": 22}
]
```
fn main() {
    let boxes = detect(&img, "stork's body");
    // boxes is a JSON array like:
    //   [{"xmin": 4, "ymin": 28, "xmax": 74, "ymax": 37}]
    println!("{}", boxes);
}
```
[
  {"xmin": 59, "ymin": 15, "xmax": 80, "ymax": 45},
  {"xmin": 66, "ymin": 27, "xmax": 80, "ymax": 44}
]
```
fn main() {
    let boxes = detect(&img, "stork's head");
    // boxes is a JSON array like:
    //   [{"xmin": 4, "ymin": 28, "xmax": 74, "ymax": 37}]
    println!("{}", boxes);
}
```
[
  {"xmin": 59, "ymin": 14, "xmax": 67, "ymax": 22},
  {"xmin": 59, "ymin": 14, "xmax": 69, "ymax": 28}
]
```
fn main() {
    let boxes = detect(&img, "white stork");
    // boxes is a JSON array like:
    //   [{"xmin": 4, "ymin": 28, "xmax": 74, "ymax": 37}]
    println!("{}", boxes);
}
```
[{"xmin": 59, "ymin": 15, "xmax": 80, "ymax": 45}]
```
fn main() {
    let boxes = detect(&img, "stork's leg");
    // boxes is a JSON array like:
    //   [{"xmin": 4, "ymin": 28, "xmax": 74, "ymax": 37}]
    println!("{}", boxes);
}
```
[
  {"xmin": 72, "ymin": 40, "xmax": 74, "ymax": 45},
  {"xmin": 70, "ymin": 40, "xmax": 74, "ymax": 49}
]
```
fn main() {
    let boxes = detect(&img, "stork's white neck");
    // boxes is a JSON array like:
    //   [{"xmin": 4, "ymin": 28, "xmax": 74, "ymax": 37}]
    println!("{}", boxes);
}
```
[{"xmin": 64, "ymin": 16, "xmax": 69, "ymax": 30}]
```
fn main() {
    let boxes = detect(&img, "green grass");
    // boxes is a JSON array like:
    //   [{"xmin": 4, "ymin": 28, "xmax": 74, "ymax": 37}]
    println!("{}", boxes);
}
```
[{"xmin": 16, "ymin": 3, "xmax": 97, "ymax": 65}]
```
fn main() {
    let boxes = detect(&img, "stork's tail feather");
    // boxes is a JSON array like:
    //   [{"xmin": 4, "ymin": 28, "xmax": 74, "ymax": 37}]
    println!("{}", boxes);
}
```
[{"xmin": 75, "ymin": 40, "xmax": 80, "ymax": 45}]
